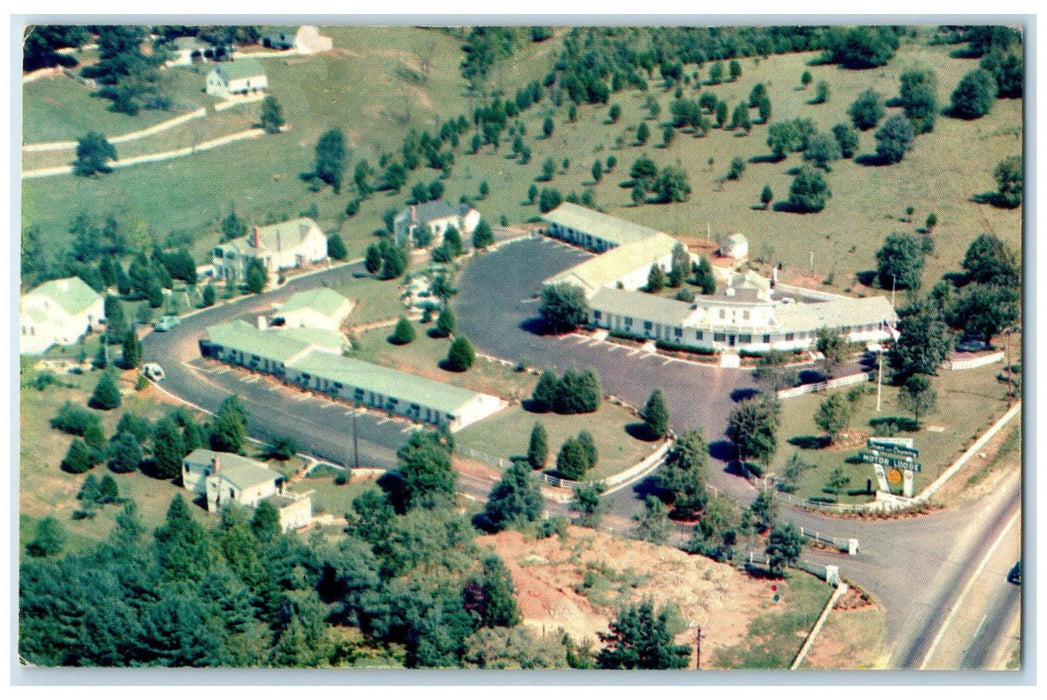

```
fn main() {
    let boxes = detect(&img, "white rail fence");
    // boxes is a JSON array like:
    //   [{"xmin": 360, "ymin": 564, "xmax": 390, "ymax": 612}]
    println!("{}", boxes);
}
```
[
  {"xmin": 943, "ymin": 351, "xmax": 1005, "ymax": 371},
  {"xmin": 777, "ymin": 371, "xmax": 875, "ymax": 400}
]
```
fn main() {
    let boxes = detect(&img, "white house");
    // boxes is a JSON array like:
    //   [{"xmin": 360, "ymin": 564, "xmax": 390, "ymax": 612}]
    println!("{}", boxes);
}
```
[
  {"xmin": 205, "ymin": 58, "xmax": 268, "ymax": 97},
  {"xmin": 394, "ymin": 200, "xmax": 481, "ymax": 249},
  {"xmin": 182, "ymin": 449, "xmax": 312, "ymax": 532},
  {"xmin": 212, "ymin": 217, "xmax": 328, "ymax": 282},
  {"xmin": 275, "ymin": 288, "xmax": 355, "ymax": 331},
  {"xmin": 541, "ymin": 204, "xmax": 897, "ymax": 355},
  {"xmin": 20, "ymin": 277, "xmax": 105, "ymax": 355}
]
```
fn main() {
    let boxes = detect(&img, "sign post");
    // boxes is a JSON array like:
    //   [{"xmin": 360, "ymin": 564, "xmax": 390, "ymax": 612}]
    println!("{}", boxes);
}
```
[{"xmin": 863, "ymin": 439, "xmax": 920, "ymax": 494}]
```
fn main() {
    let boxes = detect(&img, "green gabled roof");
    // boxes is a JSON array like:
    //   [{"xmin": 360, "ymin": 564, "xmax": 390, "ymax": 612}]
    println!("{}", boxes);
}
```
[
  {"xmin": 544, "ymin": 232, "xmax": 679, "ymax": 295},
  {"xmin": 207, "ymin": 320, "xmax": 312, "ymax": 363},
  {"xmin": 27, "ymin": 277, "xmax": 102, "ymax": 316},
  {"xmin": 273, "ymin": 326, "xmax": 345, "ymax": 351},
  {"xmin": 280, "ymin": 288, "xmax": 352, "ymax": 318},
  {"xmin": 184, "ymin": 449, "xmax": 276, "ymax": 490},
  {"xmin": 543, "ymin": 203, "xmax": 667, "ymax": 246},
  {"xmin": 220, "ymin": 58, "xmax": 266, "ymax": 81},
  {"xmin": 288, "ymin": 349, "xmax": 487, "ymax": 416},
  {"xmin": 589, "ymin": 286, "xmax": 693, "ymax": 327}
]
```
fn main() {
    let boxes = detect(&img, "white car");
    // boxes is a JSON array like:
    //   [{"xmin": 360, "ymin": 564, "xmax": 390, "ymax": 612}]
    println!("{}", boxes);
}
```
[{"xmin": 142, "ymin": 363, "xmax": 165, "ymax": 381}]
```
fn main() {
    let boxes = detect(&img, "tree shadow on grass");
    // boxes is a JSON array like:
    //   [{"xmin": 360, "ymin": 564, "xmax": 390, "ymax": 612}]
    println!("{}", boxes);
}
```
[
  {"xmin": 772, "ymin": 201, "xmax": 821, "ymax": 214},
  {"xmin": 730, "ymin": 387, "xmax": 761, "ymax": 403},
  {"xmin": 427, "ymin": 327, "xmax": 449, "ymax": 339},
  {"xmin": 748, "ymin": 154, "xmax": 784, "ymax": 165},
  {"xmin": 625, "ymin": 422, "xmax": 658, "ymax": 441},
  {"xmin": 520, "ymin": 399, "xmax": 550, "ymax": 414},
  {"xmin": 437, "ymin": 359, "xmax": 466, "ymax": 373},
  {"xmin": 788, "ymin": 434, "xmax": 830, "ymax": 449},
  {"xmin": 855, "ymin": 270, "xmax": 878, "ymax": 287},
  {"xmin": 854, "ymin": 153, "xmax": 893, "ymax": 167},
  {"xmin": 970, "ymin": 191, "xmax": 1020, "ymax": 209}
]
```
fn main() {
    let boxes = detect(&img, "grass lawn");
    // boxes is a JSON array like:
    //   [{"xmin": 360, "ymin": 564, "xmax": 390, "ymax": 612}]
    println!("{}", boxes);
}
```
[
  {"xmin": 325, "ymin": 273, "xmax": 413, "ymax": 327},
  {"xmin": 771, "ymin": 363, "xmax": 1010, "ymax": 503},
  {"xmin": 24, "ymin": 29, "xmax": 1020, "ymax": 302},
  {"xmin": 349, "ymin": 318, "xmax": 538, "ymax": 402},
  {"xmin": 298, "ymin": 473, "xmax": 381, "ymax": 518},
  {"xmin": 797, "ymin": 601, "xmax": 886, "ymax": 670},
  {"xmin": 18, "ymin": 360, "xmax": 309, "ymax": 558},
  {"xmin": 709, "ymin": 570, "xmax": 833, "ymax": 669},
  {"xmin": 21, "ymin": 74, "xmax": 194, "ymax": 144},
  {"xmin": 455, "ymin": 401, "xmax": 657, "ymax": 481}
]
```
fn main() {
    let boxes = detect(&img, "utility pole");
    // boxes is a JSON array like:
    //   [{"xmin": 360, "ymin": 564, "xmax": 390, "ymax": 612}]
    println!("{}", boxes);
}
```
[
  {"xmin": 876, "ymin": 343, "xmax": 884, "ymax": 412},
  {"xmin": 695, "ymin": 625, "xmax": 702, "ymax": 670}
]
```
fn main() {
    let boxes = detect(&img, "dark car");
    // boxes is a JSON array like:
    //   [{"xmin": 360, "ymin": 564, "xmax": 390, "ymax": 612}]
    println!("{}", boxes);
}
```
[
  {"xmin": 1007, "ymin": 560, "xmax": 1021, "ymax": 585},
  {"xmin": 956, "ymin": 339, "xmax": 989, "ymax": 353}
]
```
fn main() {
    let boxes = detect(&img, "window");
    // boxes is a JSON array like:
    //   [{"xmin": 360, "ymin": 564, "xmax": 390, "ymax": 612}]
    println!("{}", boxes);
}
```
[
  {"xmin": 593, "ymin": 310, "xmax": 602, "ymax": 320},
  {"xmin": 762, "ymin": 334, "xmax": 771, "ymax": 344},
  {"xmin": 842, "ymin": 325, "xmax": 852, "ymax": 333},
  {"xmin": 714, "ymin": 332, "xmax": 726, "ymax": 342},
  {"xmin": 624, "ymin": 316, "xmax": 633, "ymax": 326},
  {"xmin": 643, "ymin": 321, "xmax": 653, "ymax": 332},
  {"xmin": 719, "ymin": 309, "xmax": 726, "ymax": 320},
  {"xmin": 674, "ymin": 327, "xmax": 683, "ymax": 338},
  {"xmin": 696, "ymin": 330, "xmax": 704, "ymax": 340},
  {"xmin": 743, "ymin": 310, "xmax": 750, "ymax": 321},
  {"xmin": 739, "ymin": 334, "xmax": 752, "ymax": 343},
  {"xmin": 785, "ymin": 332, "xmax": 795, "ymax": 341}
]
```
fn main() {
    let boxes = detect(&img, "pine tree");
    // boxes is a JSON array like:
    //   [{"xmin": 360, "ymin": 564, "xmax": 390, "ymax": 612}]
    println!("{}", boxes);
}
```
[
  {"xmin": 556, "ymin": 438, "xmax": 590, "ymax": 480},
  {"xmin": 435, "ymin": 306, "xmax": 456, "ymax": 337},
  {"xmin": 89, "ymin": 371, "xmax": 122, "ymax": 410},
  {"xmin": 153, "ymin": 416, "xmax": 186, "ymax": 479},
  {"xmin": 121, "ymin": 329, "xmax": 142, "ymax": 369},
  {"xmin": 577, "ymin": 430, "xmax": 598, "ymax": 469},
  {"xmin": 445, "ymin": 336, "xmax": 475, "ymax": 372},
  {"xmin": 526, "ymin": 422, "xmax": 548, "ymax": 469},
  {"xmin": 531, "ymin": 370, "xmax": 559, "ymax": 411},
  {"xmin": 392, "ymin": 317, "xmax": 416, "ymax": 345},
  {"xmin": 61, "ymin": 438, "xmax": 94, "ymax": 474},
  {"xmin": 108, "ymin": 431, "xmax": 143, "ymax": 473},
  {"xmin": 327, "ymin": 234, "xmax": 348, "ymax": 261},
  {"xmin": 26, "ymin": 516, "xmax": 66, "ymax": 557},
  {"xmin": 210, "ymin": 395, "xmax": 248, "ymax": 454},
  {"xmin": 641, "ymin": 389, "xmax": 671, "ymax": 439}
]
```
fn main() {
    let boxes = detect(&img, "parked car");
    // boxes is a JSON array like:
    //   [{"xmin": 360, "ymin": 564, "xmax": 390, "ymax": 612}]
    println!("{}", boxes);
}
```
[
  {"xmin": 1008, "ymin": 560, "xmax": 1021, "ymax": 585},
  {"xmin": 142, "ymin": 363, "xmax": 165, "ymax": 381},
  {"xmin": 956, "ymin": 339, "xmax": 989, "ymax": 353},
  {"xmin": 154, "ymin": 316, "xmax": 181, "ymax": 332}
]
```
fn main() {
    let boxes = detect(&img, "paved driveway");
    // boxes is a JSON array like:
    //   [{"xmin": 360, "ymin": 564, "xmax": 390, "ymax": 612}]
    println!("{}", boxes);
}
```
[
  {"xmin": 142, "ymin": 261, "xmax": 408, "ymax": 469},
  {"xmin": 454, "ymin": 236, "xmax": 755, "ymax": 474}
]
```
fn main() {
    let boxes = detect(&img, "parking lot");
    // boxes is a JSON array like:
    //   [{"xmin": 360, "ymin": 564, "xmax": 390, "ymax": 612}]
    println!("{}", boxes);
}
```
[{"xmin": 454, "ymin": 236, "xmax": 754, "ymax": 442}]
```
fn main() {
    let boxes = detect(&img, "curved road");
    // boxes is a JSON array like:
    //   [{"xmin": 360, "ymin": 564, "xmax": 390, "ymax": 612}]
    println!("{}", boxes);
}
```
[
  {"xmin": 146, "ymin": 239, "xmax": 1023, "ymax": 670},
  {"xmin": 453, "ymin": 236, "xmax": 1024, "ymax": 670},
  {"xmin": 142, "ymin": 260, "xmax": 409, "ymax": 470}
]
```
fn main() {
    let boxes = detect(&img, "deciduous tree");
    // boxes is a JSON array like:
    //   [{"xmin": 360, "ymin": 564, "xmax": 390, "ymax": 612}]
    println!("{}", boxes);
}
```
[{"xmin": 73, "ymin": 132, "xmax": 117, "ymax": 177}]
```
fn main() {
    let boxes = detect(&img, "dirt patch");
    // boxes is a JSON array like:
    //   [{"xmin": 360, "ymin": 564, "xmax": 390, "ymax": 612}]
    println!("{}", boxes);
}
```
[
  {"xmin": 477, "ymin": 526, "xmax": 795, "ymax": 665},
  {"xmin": 800, "ymin": 601, "xmax": 886, "ymax": 670},
  {"xmin": 825, "ymin": 429, "xmax": 870, "ymax": 451}
]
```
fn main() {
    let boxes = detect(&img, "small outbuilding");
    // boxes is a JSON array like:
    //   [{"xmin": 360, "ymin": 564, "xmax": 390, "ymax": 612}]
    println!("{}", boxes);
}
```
[
  {"xmin": 276, "ymin": 288, "xmax": 355, "ymax": 331},
  {"xmin": 205, "ymin": 58, "xmax": 268, "ymax": 97}
]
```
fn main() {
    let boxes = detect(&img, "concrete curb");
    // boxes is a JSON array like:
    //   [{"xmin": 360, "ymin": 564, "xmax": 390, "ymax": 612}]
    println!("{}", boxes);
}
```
[{"xmin": 791, "ymin": 583, "xmax": 848, "ymax": 670}]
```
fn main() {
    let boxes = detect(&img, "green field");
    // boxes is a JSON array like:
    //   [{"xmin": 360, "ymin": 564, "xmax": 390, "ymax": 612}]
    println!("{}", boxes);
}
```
[
  {"xmin": 770, "ymin": 363, "xmax": 1010, "ymax": 503},
  {"xmin": 349, "ymin": 318, "xmax": 539, "ymax": 401},
  {"xmin": 23, "ymin": 27, "xmax": 1022, "ymax": 297},
  {"xmin": 456, "ymin": 401, "xmax": 657, "ymax": 481}
]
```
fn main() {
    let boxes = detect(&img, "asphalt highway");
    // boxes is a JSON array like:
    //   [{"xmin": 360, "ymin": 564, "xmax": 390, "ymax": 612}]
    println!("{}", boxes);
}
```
[{"xmin": 145, "ymin": 241, "xmax": 1023, "ymax": 671}]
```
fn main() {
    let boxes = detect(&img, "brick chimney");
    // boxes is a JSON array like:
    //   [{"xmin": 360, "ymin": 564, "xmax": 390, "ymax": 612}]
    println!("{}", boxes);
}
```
[
  {"xmin": 251, "ymin": 226, "xmax": 261, "ymax": 247},
  {"xmin": 211, "ymin": 454, "xmax": 220, "ymax": 473}
]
